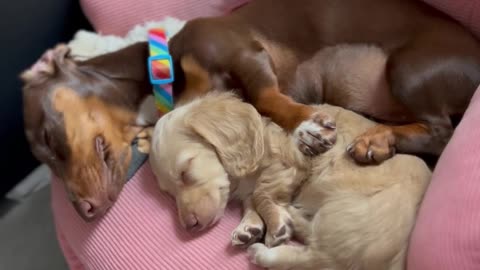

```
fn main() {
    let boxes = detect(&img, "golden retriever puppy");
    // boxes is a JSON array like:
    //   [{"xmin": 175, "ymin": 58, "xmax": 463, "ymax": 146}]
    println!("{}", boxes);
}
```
[{"xmin": 149, "ymin": 91, "xmax": 431, "ymax": 269}]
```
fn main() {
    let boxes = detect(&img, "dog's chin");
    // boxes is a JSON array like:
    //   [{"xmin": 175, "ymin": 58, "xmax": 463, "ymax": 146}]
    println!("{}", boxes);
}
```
[{"xmin": 69, "ymin": 181, "xmax": 124, "ymax": 222}]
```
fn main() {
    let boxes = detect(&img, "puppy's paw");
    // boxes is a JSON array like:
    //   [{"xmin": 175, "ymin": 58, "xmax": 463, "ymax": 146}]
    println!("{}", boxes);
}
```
[
  {"xmin": 265, "ymin": 223, "xmax": 292, "ymax": 248},
  {"xmin": 347, "ymin": 125, "xmax": 396, "ymax": 164},
  {"xmin": 231, "ymin": 220, "xmax": 265, "ymax": 248},
  {"xmin": 264, "ymin": 209, "xmax": 293, "ymax": 247},
  {"xmin": 136, "ymin": 127, "xmax": 154, "ymax": 154},
  {"xmin": 248, "ymin": 243, "xmax": 277, "ymax": 268},
  {"xmin": 294, "ymin": 111, "xmax": 336, "ymax": 156}
]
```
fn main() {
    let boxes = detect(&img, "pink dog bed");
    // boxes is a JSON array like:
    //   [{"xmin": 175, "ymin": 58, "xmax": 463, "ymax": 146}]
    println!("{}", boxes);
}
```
[
  {"xmin": 407, "ymin": 1, "xmax": 480, "ymax": 269},
  {"xmin": 52, "ymin": 163, "xmax": 259, "ymax": 270},
  {"xmin": 52, "ymin": 0, "xmax": 480, "ymax": 269},
  {"xmin": 80, "ymin": 0, "xmax": 249, "ymax": 35}
]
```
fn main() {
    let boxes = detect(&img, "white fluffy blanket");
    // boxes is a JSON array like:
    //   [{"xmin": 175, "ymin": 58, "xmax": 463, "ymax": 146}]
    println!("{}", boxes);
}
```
[{"xmin": 67, "ymin": 17, "xmax": 186, "ymax": 61}]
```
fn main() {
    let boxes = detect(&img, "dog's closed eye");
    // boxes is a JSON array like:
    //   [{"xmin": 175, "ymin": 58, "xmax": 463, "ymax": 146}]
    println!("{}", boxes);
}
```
[
  {"xmin": 95, "ymin": 135, "xmax": 111, "ymax": 163},
  {"xmin": 180, "ymin": 170, "xmax": 194, "ymax": 186},
  {"xmin": 179, "ymin": 157, "xmax": 195, "ymax": 186}
]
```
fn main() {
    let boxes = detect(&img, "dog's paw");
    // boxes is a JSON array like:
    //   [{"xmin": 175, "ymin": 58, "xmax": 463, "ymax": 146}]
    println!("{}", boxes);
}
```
[
  {"xmin": 231, "ymin": 221, "xmax": 265, "ymax": 248},
  {"xmin": 294, "ymin": 111, "xmax": 336, "ymax": 156},
  {"xmin": 265, "ymin": 222, "xmax": 292, "ymax": 248},
  {"xmin": 347, "ymin": 125, "xmax": 396, "ymax": 164},
  {"xmin": 248, "ymin": 243, "xmax": 277, "ymax": 268},
  {"xmin": 136, "ymin": 127, "xmax": 154, "ymax": 154},
  {"xmin": 264, "ymin": 208, "xmax": 293, "ymax": 247}
]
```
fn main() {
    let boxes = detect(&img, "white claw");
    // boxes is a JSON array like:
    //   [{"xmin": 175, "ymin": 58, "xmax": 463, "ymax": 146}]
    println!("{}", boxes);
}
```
[
  {"xmin": 367, "ymin": 149, "xmax": 374, "ymax": 160},
  {"xmin": 346, "ymin": 143, "xmax": 354, "ymax": 153}
]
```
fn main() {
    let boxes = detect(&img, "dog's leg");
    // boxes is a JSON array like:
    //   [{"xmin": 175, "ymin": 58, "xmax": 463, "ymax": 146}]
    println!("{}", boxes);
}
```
[
  {"xmin": 230, "ymin": 42, "xmax": 336, "ymax": 156},
  {"xmin": 347, "ymin": 122, "xmax": 441, "ymax": 164},
  {"xmin": 287, "ymin": 205, "xmax": 314, "ymax": 243},
  {"xmin": 248, "ymin": 244, "xmax": 323, "ymax": 270},
  {"xmin": 231, "ymin": 196, "xmax": 265, "ymax": 248},
  {"xmin": 349, "ymin": 35, "xmax": 480, "ymax": 164},
  {"xmin": 252, "ymin": 164, "xmax": 305, "ymax": 247}
]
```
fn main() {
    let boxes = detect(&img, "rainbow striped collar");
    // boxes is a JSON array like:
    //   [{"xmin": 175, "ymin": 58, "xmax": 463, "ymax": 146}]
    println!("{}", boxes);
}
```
[{"xmin": 147, "ymin": 28, "xmax": 175, "ymax": 116}]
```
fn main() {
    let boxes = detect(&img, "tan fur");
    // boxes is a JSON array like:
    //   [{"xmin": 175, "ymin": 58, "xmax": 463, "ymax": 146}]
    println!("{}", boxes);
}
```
[
  {"xmin": 177, "ymin": 55, "xmax": 213, "ymax": 105},
  {"xmin": 310, "ymin": 45, "xmax": 412, "ymax": 122},
  {"xmin": 150, "ymin": 91, "xmax": 431, "ymax": 269},
  {"xmin": 51, "ymin": 87, "xmax": 140, "ymax": 213},
  {"xmin": 249, "ymin": 106, "xmax": 432, "ymax": 270}
]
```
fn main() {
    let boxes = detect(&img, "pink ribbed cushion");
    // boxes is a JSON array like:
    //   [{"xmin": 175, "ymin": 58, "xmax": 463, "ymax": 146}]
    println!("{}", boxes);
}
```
[
  {"xmin": 422, "ymin": 0, "xmax": 480, "ymax": 39},
  {"xmin": 80, "ymin": 0, "xmax": 250, "ymax": 35},
  {"xmin": 51, "ymin": 163, "xmax": 261, "ymax": 270},
  {"xmin": 407, "ymin": 87, "xmax": 480, "ymax": 270}
]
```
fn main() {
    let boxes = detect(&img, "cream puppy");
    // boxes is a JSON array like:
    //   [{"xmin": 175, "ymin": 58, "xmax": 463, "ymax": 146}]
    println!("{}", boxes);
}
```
[
  {"xmin": 149, "ymin": 91, "xmax": 431, "ymax": 270},
  {"xmin": 149, "ymin": 92, "xmax": 276, "ymax": 245}
]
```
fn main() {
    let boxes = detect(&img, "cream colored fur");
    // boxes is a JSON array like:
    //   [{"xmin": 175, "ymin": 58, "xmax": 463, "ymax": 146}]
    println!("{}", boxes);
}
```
[
  {"xmin": 149, "ymin": 91, "xmax": 431, "ymax": 270},
  {"xmin": 248, "ymin": 103, "xmax": 432, "ymax": 270}
]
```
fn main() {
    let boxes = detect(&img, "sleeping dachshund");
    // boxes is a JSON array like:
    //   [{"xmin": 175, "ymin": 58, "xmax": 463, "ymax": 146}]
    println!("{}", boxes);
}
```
[{"xmin": 21, "ymin": 0, "xmax": 480, "ymax": 221}]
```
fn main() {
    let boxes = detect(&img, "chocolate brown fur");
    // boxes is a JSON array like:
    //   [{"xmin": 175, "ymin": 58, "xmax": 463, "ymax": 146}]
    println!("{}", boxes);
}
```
[
  {"xmin": 170, "ymin": 0, "xmax": 480, "ymax": 162},
  {"xmin": 21, "ymin": 0, "xmax": 480, "ymax": 220}
]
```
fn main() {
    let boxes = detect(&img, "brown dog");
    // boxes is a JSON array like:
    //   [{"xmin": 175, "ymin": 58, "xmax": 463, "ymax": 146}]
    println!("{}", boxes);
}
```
[
  {"xmin": 21, "ymin": 0, "xmax": 480, "ymax": 221},
  {"xmin": 21, "ymin": 44, "xmax": 154, "ymax": 220},
  {"xmin": 169, "ymin": 0, "xmax": 480, "ymax": 164}
]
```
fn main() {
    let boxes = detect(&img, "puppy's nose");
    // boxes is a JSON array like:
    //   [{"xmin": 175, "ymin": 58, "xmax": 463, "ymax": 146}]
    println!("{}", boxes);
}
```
[{"xmin": 184, "ymin": 214, "xmax": 200, "ymax": 231}]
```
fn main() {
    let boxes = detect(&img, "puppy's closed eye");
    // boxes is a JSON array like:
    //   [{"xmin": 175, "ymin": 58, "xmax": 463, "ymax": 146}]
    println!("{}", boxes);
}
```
[
  {"xmin": 178, "ymin": 157, "xmax": 195, "ymax": 186},
  {"xmin": 180, "ymin": 170, "xmax": 195, "ymax": 186}
]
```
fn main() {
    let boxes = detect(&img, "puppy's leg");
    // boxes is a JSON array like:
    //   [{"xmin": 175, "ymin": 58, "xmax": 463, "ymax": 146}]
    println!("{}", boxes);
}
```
[
  {"xmin": 253, "ymin": 164, "xmax": 303, "ymax": 247},
  {"xmin": 231, "ymin": 196, "xmax": 265, "ymax": 248},
  {"xmin": 288, "ymin": 205, "xmax": 314, "ymax": 243},
  {"xmin": 231, "ymin": 42, "xmax": 336, "ymax": 156},
  {"xmin": 349, "ymin": 34, "xmax": 480, "ymax": 164},
  {"xmin": 248, "ymin": 244, "xmax": 323, "ymax": 270}
]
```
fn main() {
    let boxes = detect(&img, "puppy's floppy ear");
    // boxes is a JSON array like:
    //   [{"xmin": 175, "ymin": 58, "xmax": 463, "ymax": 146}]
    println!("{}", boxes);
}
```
[{"xmin": 185, "ymin": 93, "xmax": 264, "ymax": 177}]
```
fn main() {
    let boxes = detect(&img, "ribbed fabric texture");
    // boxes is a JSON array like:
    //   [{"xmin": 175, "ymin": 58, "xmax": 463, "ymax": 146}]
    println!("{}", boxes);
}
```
[
  {"xmin": 407, "ymin": 87, "xmax": 480, "ymax": 270},
  {"xmin": 57, "ymin": 1, "xmax": 480, "ymax": 269},
  {"xmin": 51, "ymin": 163, "xmax": 261, "ymax": 270},
  {"xmin": 422, "ymin": 0, "xmax": 480, "ymax": 39},
  {"xmin": 80, "ymin": 0, "xmax": 251, "ymax": 36}
]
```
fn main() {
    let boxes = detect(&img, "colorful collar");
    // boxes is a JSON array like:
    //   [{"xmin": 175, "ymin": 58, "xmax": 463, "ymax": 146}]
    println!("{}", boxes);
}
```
[{"xmin": 147, "ymin": 28, "xmax": 175, "ymax": 116}]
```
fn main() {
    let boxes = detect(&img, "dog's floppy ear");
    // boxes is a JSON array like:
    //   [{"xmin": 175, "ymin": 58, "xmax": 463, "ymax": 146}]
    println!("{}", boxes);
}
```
[
  {"xmin": 184, "ymin": 93, "xmax": 265, "ymax": 178},
  {"xmin": 20, "ymin": 44, "xmax": 73, "ymax": 82},
  {"xmin": 81, "ymin": 42, "xmax": 149, "ymax": 82}
]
